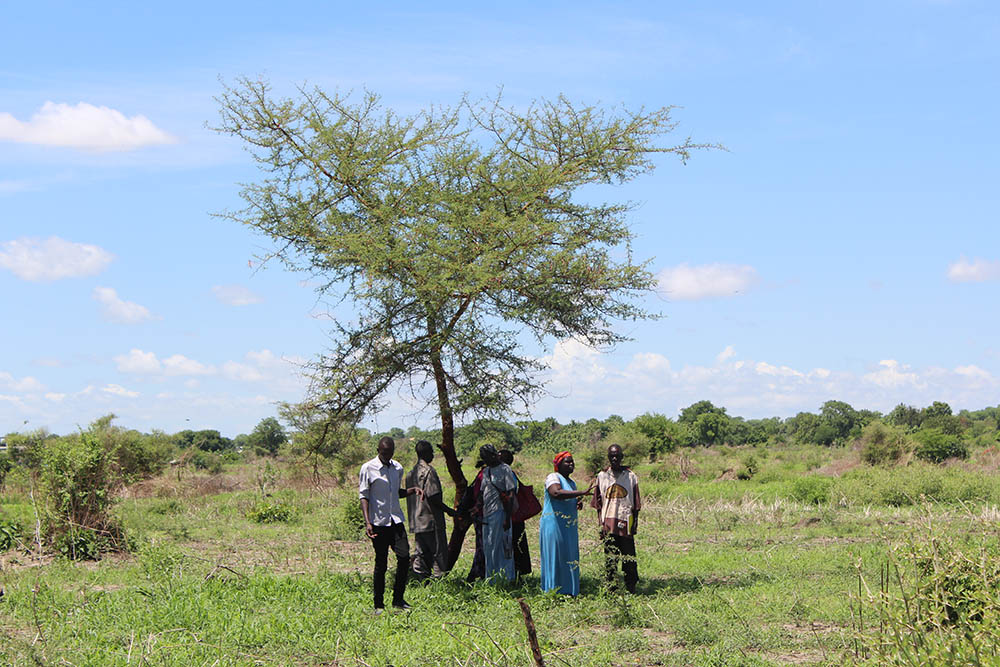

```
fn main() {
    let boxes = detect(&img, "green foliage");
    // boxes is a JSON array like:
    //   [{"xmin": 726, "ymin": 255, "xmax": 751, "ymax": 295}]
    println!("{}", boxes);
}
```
[
  {"xmin": 788, "ymin": 476, "xmax": 832, "ymax": 505},
  {"xmin": 173, "ymin": 429, "xmax": 234, "ymax": 452},
  {"xmin": 913, "ymin": 428, "xmax": 967, "ymax": 463},
  {"xmin": 0, "ymin": 450, "xmax": 11, "ymax": 490},
  {"xmin": 38, "ymin": 423, "xmax": 126, "ymax": 557},
  {"xmin": 189, "ymin": 449, "xmax": 223, "ymax": 473},
  {"xmin": 737, "ymin": 453, "xmax": 758, "ymax": 480},
  {"xmin": 249, "ymin": 417, "xmax": 288, "ymax": 456},
  {"xmin": 0, "ymin": 518, "xmax": 22, "ymax": 551},
  {"xmin": 690, "ymin": 411, "xmax": 729, "ymax": 447},
  {"xmin": 632, "ymin": 412, "xmax": 681, "ymax": 455},
  {"xmin": 857, "ymin": 531, "xmax": 1000, "ymax": 664},
  {"xmin": 329, "ymin": 496, "xmax": 366, "ymax": 541},
  {"xmin": 860, "ymin": 421, "xmax": 910, "ymax": 465},
  {"xmin": 886, "ymin": 403, "xmax": 922, "ymax": 430},
  {"xmin": 246, "ymin": 499, "xmax": 296, "ymax": 524},
  {"xmin": 454, "ymin": 418, "xmax": 522, "ymax": 456},
  {"xmin": 279, "ymin": 402, "xmax": 370, "ymax": 483}
]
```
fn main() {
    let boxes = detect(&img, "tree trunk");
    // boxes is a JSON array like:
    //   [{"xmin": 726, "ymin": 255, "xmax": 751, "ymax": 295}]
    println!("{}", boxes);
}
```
[{"xmin": 428, "ymin": 334, "xmax": 471, "ymax": 570}]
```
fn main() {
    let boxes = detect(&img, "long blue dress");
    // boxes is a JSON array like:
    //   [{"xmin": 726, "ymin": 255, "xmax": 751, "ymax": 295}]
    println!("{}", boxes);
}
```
[{"xmin": 539, "ymin": 472, "xmax": 580, "ymax": 595}]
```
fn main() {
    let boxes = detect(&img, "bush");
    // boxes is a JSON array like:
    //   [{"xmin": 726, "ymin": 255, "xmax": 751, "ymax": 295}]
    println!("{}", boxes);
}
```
[
  {"xmin": 39, "ymin": 429, "xmax": 126, "ymax": 558},
  {"xmin": 246, "ymin": 499, "xmax": 295, "ymax": 524},
  {"xmin": 0, "ymin": 451, "xmax": 11, "ymax": 490},
  {"xmin": 330, "ymin": 496, "xmax": 366, "ymax": 540},
  {"xmin": 913, "ymin": 428, "xmax": 968, "ymax": 463},
  {"xmin": 190, "ymin": 450, "xmax": 224, "ymax": 474},
  {"xmin": 788, "ymin": 476, "xmax": 832, "ymax": 505},
  {"xmin": 860, "ymin": 421, "xmax": 909, "ymax": 465}
]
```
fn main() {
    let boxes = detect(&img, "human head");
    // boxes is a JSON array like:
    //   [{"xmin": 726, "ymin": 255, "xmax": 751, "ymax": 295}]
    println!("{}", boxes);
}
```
[
  {"xmin": 497, "ymin": 449, "xmax": 514, "ymax": 466},
  {"xmin": 377, "ymin": 436, "xmax": 395, "ymax": 464},
  {"xmin": 607, "ymin": 444, "xmax": 623, "ymax": 471},
  {"xmin": 479, "ymin": 444, "xmax": 499, "ymax": 467},
  {"xmin": 415, "ymin": 439, "xmax": 434, "ymax": 463},
  {"xmin": 553, "ymin": 450, "xmax": 574, "ymax": 475}
]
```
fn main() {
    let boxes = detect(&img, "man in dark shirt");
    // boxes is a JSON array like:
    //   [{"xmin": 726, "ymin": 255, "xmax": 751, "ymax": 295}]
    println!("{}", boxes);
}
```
[{"xmin": 405, "ymin": 440, "xmax": 457, "ymax": 579}]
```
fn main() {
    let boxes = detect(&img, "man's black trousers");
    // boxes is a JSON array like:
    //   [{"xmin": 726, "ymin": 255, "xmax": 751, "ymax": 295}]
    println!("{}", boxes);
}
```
[{"xmin": 371, "ymin": 523, "xmax": 409, "ymax": 608}]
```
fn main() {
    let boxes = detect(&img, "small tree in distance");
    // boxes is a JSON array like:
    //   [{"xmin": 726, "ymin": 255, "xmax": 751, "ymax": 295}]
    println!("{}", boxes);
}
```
[
  {"xmin": 215, "ymin": 79, "xmax": 716, "ymax": 562},
  {"xmin": 248, "ymin": 417, "xmax": 288, "ymax": 456}
]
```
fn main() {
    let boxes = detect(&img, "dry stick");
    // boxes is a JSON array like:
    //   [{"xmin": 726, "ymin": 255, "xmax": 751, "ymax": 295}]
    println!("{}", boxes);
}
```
[{"xmin": 517, "ymin": 597, "xmax": 545, "ymax": 667}]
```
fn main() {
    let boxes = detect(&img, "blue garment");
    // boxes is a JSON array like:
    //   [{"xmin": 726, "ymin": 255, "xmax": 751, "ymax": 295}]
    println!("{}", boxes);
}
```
[
  {"xmin": 482, "ymin": 509, "xmax": 514, "ymax": 582},
  {"xmin": 539, "ymin": 473, "xmax": 580, "ymax": 595}
]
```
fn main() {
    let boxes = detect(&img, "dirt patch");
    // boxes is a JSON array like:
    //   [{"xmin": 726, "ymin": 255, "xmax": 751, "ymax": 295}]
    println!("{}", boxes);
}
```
[
  {"xmin": 815, "ymin": 456, "xmax": 860, "ymax": 477},
  {"xmin": 794, "ymin": 517, "xmax": 821, "ymax": 528},
  {"xmin": 715, "ymin": 468, "xmax": 738, "ymax": 481}
]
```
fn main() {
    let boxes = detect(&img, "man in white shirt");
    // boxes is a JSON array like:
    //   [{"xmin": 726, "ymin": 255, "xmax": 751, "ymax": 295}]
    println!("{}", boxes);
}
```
[
  {"xmin": 359, "ymin": 436, "xmax": 423, "ymax": 613},
  {"xmin": 591, "ymin": 444, "xmax": 641, "ymax": 593}
]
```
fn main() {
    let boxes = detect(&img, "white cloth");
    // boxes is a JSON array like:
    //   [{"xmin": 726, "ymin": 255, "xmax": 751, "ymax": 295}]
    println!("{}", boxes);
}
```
[{"xmin": 358, "ymin": 456, "xmax": 406, "ymax": 526}]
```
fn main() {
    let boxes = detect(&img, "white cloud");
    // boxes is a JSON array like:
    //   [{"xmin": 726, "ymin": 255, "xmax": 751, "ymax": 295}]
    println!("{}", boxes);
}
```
[
  {"xmin": 162, "ymin": 354, "xmax": 216, "ymax": 377},
  {"xmin": 0, "ymin": 180, "xmax": 33, "ymax": 195},
  {"xmin": 45, "ymin": 393, "xmax": 66, "ymax": 402},
  {"xmin": 656, "ymin": 263, "xmax": 760, "ymax": 300},
  {"xmin": 102, "ymin": 384, "xmax": 139, "ymax": 398},
  {"xmin": 115, "ymin": 349, "xmax": 162, "ymax": 374},
  {"xmin": 93, "ymin": 287, "xmax": 153, "ymax": 324},
  {"xmin": 716, "ymin": 345, "xmax": 736, "ymax": 363},
  {"xmin": 0, "ymin": 102, "xmax": 175, "ymax": 152},
  {"xmin": 0, "ymin": 236, "xmax": 113, "ymax": 281},
  {"xmin": 862, "ymin": 359, "xmax": 924, "ymax": 389},
  {"xmin": 222, "ymin": 361, "xmax": 264, "ymax": 382},
  {"xmin": 212, "ymin": 284, "xmax": 263, "ymax": 306},
  {"xmin": 947, "ymin": 257, "xmax": 1000, "ymax": 283},
  {"xmin": 0, "ymin": 372, "xmax": 44, "ymax": 392}
]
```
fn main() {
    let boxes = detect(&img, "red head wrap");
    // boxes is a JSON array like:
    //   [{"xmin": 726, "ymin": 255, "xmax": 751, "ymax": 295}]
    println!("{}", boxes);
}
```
[{"xmin": 553, "ymin": 451, "xmax": 573, "ymax": 471}]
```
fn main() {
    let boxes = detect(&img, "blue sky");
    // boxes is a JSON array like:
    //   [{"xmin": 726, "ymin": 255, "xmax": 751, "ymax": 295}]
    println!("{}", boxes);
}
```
[{"xmin": 2, "ymin": 1, "xmax": 998, "ymax": 436}]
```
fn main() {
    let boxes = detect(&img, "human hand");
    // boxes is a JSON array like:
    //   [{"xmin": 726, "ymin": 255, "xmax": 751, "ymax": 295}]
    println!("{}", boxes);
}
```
[{"xmin": 365, "ymin": 522, "xmax": 376, "ymax": 540}]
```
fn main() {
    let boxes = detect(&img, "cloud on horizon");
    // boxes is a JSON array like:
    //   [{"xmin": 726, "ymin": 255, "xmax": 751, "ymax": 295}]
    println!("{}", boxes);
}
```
[
  {"xmin": 0, "ymin": 236, "xmax": 114, "ymax": 281},
  {"xmin": 0, "ymin": 102, "xmax": 175, "ymax": 152},
  {"xmin": 656, "ymin": 262, "xmax": 760, "ymax": 300}
]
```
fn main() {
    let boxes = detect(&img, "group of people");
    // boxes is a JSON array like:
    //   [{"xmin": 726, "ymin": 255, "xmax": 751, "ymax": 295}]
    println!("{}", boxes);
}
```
[{"xmin": 357, "ymin": 436, "xmax": 641, "ymax": 612}]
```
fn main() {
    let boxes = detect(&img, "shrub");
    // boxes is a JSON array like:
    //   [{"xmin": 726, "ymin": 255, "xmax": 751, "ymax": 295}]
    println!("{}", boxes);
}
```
[
  {"xmin": 39, "ymin": 429, "xmax": 126, "ymax": 558},
  {"xmin": 788, "ymin": 476, "xmax": 832, "ymax": 505},
  {"xmin": 860, "ymin": 420, "xmax": 909, "ymax": 465},
  {"xmin": 246, "ymin": 499, "xmax": 295, "ymax": 524},
  {"xmin": 737, "ymin": 454, "xmax": 759, "ymax": 480},
  {"xmin": 0, "ymin": 451, "xmax": 11, "ymax": 490},
  {"xmin": 913, "ymin": 428, "xmax": 967, "ymax": 463},
  {"xmin": 330, "ymin": 496, "xmax": 366, "ymax": 540},
  {"xmin": 0, "ymin": 518, "xmax": 22, "ymax": 551},
  {"xmin": 190, "ymin": 450, "xmax": 224, "ymax": 474}
]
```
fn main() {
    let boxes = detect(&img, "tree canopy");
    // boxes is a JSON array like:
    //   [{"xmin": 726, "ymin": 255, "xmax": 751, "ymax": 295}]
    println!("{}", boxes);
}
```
[{"xmin": 214, "ymin": 79, "xmax": 712, "ymax": 524}]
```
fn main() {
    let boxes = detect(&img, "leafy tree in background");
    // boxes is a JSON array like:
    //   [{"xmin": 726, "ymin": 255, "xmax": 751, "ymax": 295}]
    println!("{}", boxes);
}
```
[
  {"xmin": 886, "ymin": 403, "xmax": 922, "ymax": 430},
  {"xmin": 819, "ymin": 400, "xmax": 861, "ymax": 443},
  {"xmin": 632, "ymin": 412, "xmax": 681, "ymax": 455},
  {"xmin": 216, "ymin": 79, "xmax": 711, "ymax": 563},
  {"xmin": 249, "ymin": 417, "xmax": 288, "ymax": 456},
  {"xmin": 679, "ymin": 400, "xmax": 727, "ymax": 426}
]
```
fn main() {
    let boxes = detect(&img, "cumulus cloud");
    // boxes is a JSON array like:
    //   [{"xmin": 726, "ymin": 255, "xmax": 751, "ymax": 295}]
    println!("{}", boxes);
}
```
[
  {"xmin": 102, "ymin": 384, "xmax": 139, "ymax": 398},
  {"xmin": 0, "ymin": 372, "xmax": 44, "ymax": 393},
  {"xmin": 527, "ymin": 345, "xmax": 999, "ymax": 422},
  {"xmin": 162, "ymin": 354, "xmax": 216, "ymax": 376},
  {"xmin": 222, "ymin": 360, "xmax": 265, "ymax": 382},
  {"xmin": 212, "ymin": 284, "xmax": 263, "ymax": 306},
  {"xmin": 656, "ymin": 263, "xmax": 760, "ymax": 300},
  {"xmin": 115, "ymin": 349, "xmax": 162, "ymax": 374},
  {"xmin": 0, "ymin": 236, "xmax": 113, "ymax": 281},
  {"xmin": 947, "ymin": 257, "xmax": 1000, "ymax": 283},
  {"xmin": 93, "ymin": 287, "xmax": 153, "ymax": 324},
  {"xmin": 0, "ymin": 102, "xmax": 175, "ymax": 152},
  {"xmin": 716, "ymin": 345, "xmax": 736, "ymax": 363}
]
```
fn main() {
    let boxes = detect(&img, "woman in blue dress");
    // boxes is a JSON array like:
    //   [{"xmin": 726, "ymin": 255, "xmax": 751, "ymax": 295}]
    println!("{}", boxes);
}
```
[{"xmin": 539, "ymin": 451, "xmax": 595, "ymax": 596}]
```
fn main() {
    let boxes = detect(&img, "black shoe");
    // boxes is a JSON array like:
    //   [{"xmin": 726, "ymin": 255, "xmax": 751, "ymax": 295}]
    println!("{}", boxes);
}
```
[{"xmin": 392, "ymin": 601, "xmax": 412, "ymax": 611}]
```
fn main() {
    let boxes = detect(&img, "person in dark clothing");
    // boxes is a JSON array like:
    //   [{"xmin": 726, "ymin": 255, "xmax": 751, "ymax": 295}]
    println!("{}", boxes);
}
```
[{"xmin": 498, "ymin": 448, "xmax": 531, "ymax": 578}]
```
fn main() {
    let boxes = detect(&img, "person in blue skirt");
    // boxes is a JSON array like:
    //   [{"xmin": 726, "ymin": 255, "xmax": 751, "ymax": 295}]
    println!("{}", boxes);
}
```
[{"xmin": 539, "ymin": 451, "xmax": 595, "ymax": 596}]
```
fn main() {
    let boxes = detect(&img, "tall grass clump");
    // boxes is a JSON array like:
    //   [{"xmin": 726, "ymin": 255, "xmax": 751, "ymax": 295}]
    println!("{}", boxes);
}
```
[
  {"xmin": 855, "ymin": 530, "xmax": 1000, "ymax": 664},
  {"xmin": 833, "ymin": 464, "xmax": 997, "ymax": 506}
]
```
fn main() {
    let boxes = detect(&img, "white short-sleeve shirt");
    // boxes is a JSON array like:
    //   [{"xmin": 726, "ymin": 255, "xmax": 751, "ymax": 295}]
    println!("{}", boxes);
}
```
[{"xmin": 358, "ymin": 456, "xmax": 406, "ymax": 527}]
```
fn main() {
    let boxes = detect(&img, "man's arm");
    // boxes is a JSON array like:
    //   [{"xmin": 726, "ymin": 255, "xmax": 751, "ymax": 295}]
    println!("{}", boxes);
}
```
[
  {"xmin": 429, "ymin": 492, "xmax": 457, "ymax": 517},
  {"xmin": 360, "ymin": 498, "xmax": 376, "ymax": 539},
  {"xmin": 630, "ymin": 479, "xmax": 641, "ymax": 536}
]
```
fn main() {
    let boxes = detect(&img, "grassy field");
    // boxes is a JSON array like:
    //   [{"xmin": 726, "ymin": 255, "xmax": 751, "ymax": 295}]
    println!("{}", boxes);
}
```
[{"xmin": 3, "ymin": 443, "xmax": 1000, "ymax": 665}]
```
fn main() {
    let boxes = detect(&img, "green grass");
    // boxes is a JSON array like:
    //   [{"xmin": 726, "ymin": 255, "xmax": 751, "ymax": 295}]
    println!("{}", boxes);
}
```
[{"xmin": 3, "ymin": 444, "xmax": 1000, "ymax": 664}]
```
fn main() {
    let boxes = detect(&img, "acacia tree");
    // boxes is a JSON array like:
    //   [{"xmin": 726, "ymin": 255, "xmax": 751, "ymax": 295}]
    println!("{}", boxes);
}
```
[{"xmin": 215, "ymin": 78, "xmax": 711, "ymax": 563}]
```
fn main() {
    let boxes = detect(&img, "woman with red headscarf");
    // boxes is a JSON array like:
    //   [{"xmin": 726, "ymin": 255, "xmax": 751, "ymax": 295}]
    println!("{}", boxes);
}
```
[{"xmin": 539, "ymin": 451, "xmax": 595, "ymax": 595}]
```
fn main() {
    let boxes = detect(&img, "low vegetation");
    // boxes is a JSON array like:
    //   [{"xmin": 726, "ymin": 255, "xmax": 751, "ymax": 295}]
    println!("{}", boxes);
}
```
[{"xmin": 2, "ymin": 400, "xmax": 1000, "ymax": 664}]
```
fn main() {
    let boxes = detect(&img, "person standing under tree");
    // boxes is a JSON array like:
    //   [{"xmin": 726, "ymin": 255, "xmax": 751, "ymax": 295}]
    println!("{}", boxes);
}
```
[
  {"xmin": 478, "ymin": 444, "xmax": 517, "ymax": 582},
  {"xmin": 591, "ymin": 444, "xmax": 641, "ymax": 593},
  {"xmin": 406, "ymin": 440, "xmax": 457, "ymax": 579},
  {"xmin": 359, "ymin": 436, "xmax": 423, "ymax": 614},
  {"xmin": 498, "ymin": 448, "xmax": 532, "ymax": 579}
]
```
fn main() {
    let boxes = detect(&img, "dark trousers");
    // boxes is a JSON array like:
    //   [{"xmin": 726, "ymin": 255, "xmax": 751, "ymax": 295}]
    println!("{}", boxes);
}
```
[
  {"xmin": 602, "ymin": 532, "xmax": 638, "ymax": 593},
  {"xmin": 371, "ymin": 523, "xmax": 409, "ymax": 608},
  {"xmin": 512, "ymin": 521, "xmax": 531, "ymax": 576}
]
